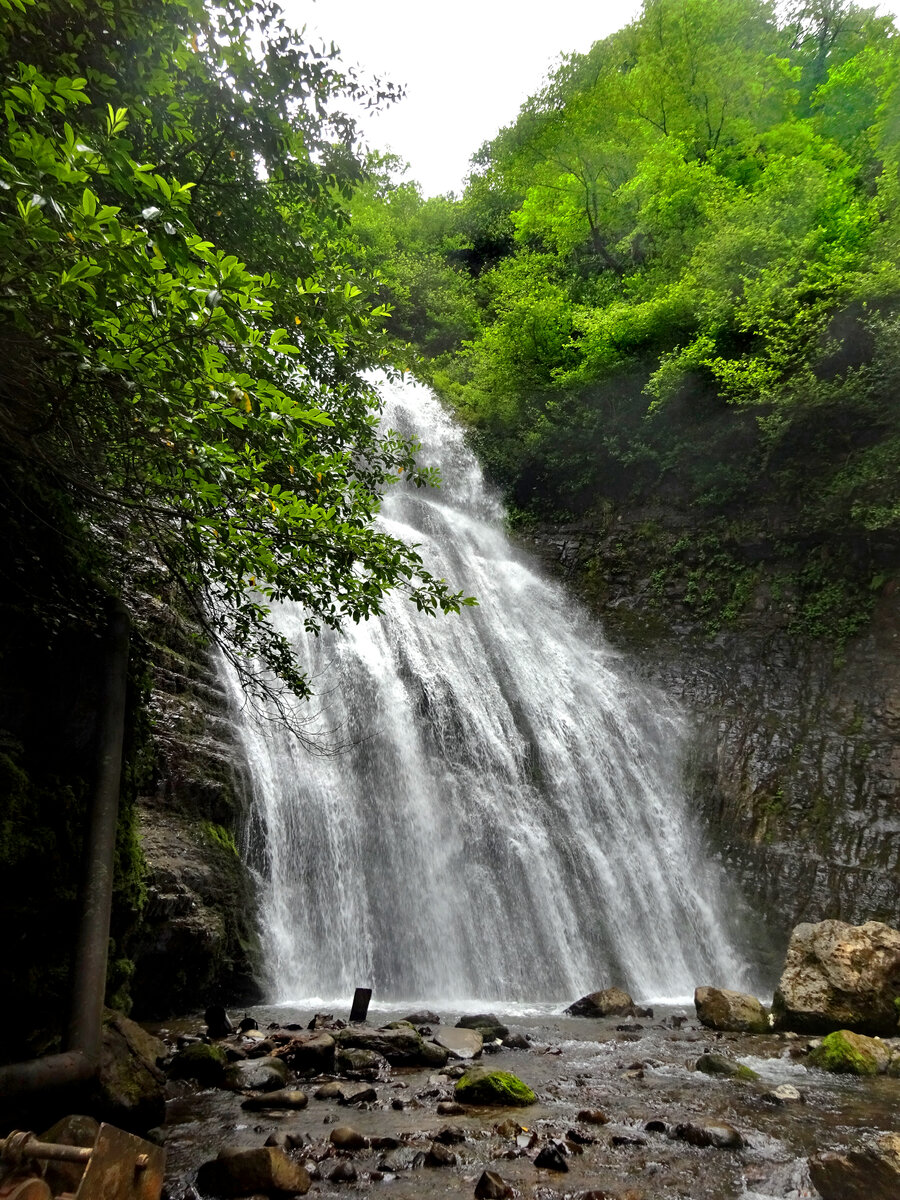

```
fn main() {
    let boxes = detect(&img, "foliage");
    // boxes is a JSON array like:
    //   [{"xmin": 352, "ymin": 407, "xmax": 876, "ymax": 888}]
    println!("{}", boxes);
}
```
[
  {"xmin": 0, "ymin": 0, "xmax": 474, "ymax": 718},
  {"xmin": 357, "ymin": 0, "xmax": 900, "ymax": 642}
]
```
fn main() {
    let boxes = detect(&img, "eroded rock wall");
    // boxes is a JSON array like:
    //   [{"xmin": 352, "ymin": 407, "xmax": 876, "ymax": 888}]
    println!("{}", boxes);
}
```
[
  {"xmin": 130, "ymin": 597, "xmax": 262, "ymax": 1017},
  {"xmin": 522, "ymin": 514, "xmax": 900, "ymax": 966}
]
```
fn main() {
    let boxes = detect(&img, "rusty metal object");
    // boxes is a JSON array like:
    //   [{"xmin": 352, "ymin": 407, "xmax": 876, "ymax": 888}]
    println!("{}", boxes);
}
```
[{"xmin": 0, "ymin": 1124, "xmax": 163, "ymax": 1200}]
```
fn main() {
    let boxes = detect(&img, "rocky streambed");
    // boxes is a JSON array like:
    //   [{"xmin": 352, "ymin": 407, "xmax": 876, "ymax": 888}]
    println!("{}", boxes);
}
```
[{"xmin": 154, "ymin": 1000, "xmax": 899, "ymax": 1200}]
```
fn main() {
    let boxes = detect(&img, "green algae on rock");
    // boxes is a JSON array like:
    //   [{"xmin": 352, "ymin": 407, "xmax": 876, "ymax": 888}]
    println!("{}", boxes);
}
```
[
  {"xmin": 455, "ymin": 1069, "xmax": 536, "ymax": 1106},
  {"xmin": 808, "ymin": 1029, "xmax": 890, "ymax": 1075},
  {"xmin": 168, "ymin": 1041, "xmax": 229, "ymax": 1085}
]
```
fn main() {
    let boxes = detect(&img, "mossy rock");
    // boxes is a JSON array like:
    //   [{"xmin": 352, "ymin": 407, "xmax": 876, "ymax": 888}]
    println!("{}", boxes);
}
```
[
  {"xmin": 168, "ymin": 1041, "xmax": 228, "ymax": 1085},
  {"xmin": 455, "ymin": 1069, "xmax": 536, "ymax": 1107},
  {"xmin": 695, "ymin": 1052, "xmax": 759, "ymax": 1081},
  {"xmin": 808, "ymin": 1030, "xmax": 889, "ymax": 1076}
]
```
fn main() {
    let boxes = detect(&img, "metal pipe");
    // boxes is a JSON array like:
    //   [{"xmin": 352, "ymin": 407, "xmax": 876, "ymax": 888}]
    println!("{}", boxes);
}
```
[
  {"xmin": 67, "ymin": 598, "xmax": 131, "ymax": 1062},
  {"xmin": 0, "ymin": 600, "xmax": 131, "ymax": 1100}
]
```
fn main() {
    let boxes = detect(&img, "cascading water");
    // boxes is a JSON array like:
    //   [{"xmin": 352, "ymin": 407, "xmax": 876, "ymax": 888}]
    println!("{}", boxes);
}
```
[{"xmin": 227, "ymin": 375, "xmax": 754, "ymax": 1006}]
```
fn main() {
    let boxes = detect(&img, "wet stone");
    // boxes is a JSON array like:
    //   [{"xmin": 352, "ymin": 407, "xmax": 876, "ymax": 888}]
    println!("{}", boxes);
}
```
[
  {"xmin": 434, "ymin": 1124, "xmax": 466, "ymax": 1144},
  {"xmin": 329, "ymin": 1126, "xmax": 368, "ymax": 1151},
  {"xmin": 437, "ymin": 1100, "xmax": 466, "ymax": 1115},
  {"xmin": 577, "ymin": 1109, "xmax": 610, "ymax": 1125},
  {"xmin": 672, "ymin": 1120, "xmax": 744, "ymax": 1149},
  {"xmin": 475, "ymin": 1169, "xmax": 514, "ymax": 1198},
  {"xmin": 241, "ymin": 1087, "xmax": 308, "ymax": 1111},
  {"xmin": 534, "ymin": 1142, "xmax": 569, "ymax": 1171},
  {"xmin": 762, "ymin": 1083, "xmax": 804, "ymax": 1104},
  {"xmin": 425, "ymin": 1142, "xmax": 457, "ymax": 1167}
]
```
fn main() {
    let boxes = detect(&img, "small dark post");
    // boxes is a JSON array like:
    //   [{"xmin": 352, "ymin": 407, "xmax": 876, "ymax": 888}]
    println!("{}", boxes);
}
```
[{"xmin": 349, "ymin": 987, "xmax": 372, "ymax": 1023}]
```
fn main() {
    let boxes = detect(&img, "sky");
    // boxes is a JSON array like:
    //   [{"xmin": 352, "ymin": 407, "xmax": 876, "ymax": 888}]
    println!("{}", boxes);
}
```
[
  {"xmin": 282, "ymin": 1, "xmax": 900, "ymax": 198},
  {"xmin": 283, "ymin": 0, "xmax": 644, "ymax": 196}
]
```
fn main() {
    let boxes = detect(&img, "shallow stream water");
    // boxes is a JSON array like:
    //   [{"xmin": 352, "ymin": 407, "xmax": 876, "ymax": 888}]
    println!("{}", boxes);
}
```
[{"xmin": 157, "ymin": 1001, "xmax": 899, "ymax": 1200}]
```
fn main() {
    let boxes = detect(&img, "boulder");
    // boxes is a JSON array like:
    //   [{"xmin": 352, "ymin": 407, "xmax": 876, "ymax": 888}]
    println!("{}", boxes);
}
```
[
  {"xmin": 271, "ymin": 1031, "xmax": 335, "ymax": 1073},
  {"xmin": 695, "ymin": 1053, "xmax": 759, "ymax": 1081},
  {"xmin": 809, "ymin": 1132, "xmax": 900, "ymax": 1200},
  {"xmin": 196, "ymin": 1146, "xmax": 311, "ymax": 1195},
  {"xmin": 455, "ymin": 1068, "xmax": 536, "ymax": 1106},
  {"xmin": 807, "ymin": 1029, "xmax": 891, "ymax": 1075},
  {"xmin": 694, "ymin": 986, "xmax": 769, "ymax": 1033},
  {"xmin": 96, "ymin": 1010, "xmax": 167, "ymax": 1129},
  {"xmin": 241, "ymin": 1088, "xmax": 308, "ymax": 1111},
  {"xmin": 565, "ymin": 987, "xmax": 635, "ymax": 1018},
  {"xmin": 333, "ymin": 1024, "xmax": 442, "ymax": 1066},
  {"xmin": 168, "ymin": 1041, "xmax": 228, "ymax": 1086},
  {"xmin": 772, "ymin": 920, "xmax": 900, "ymax": 1036},
  {"xmin": 433, "ymin": 1025, "xmax": 483, "ymax": 1059},
  {"xmin": 223, "ymin": 1057, "xmax": 289, "ymax": 1091}
]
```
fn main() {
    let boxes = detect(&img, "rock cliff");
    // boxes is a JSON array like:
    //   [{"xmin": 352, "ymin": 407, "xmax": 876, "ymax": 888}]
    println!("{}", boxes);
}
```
[{"xmin": 523, "ymin": 510, "xmax": 900, "ymax": 972}]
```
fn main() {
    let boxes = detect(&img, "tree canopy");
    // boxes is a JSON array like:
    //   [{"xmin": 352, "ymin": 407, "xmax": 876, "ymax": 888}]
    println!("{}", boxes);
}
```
[
  {"xmin": 350, "ymin": 0, "xmax": 900, "ymax": 643},
  {"xmin": 0, "ymin": 0, "xmax": 474, "ymax": 713}
]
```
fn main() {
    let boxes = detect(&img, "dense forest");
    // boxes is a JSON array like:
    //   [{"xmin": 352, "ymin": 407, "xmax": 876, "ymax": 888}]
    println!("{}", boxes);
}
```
[{"xmin": 348, "ymin": 0, "xmax": 900, "ymax": 644}]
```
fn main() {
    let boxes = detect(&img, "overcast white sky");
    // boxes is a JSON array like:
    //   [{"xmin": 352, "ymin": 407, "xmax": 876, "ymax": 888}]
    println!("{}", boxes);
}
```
[{"xmin": 282, "ymin": 1, "xmax": 900, "ymax": 198}]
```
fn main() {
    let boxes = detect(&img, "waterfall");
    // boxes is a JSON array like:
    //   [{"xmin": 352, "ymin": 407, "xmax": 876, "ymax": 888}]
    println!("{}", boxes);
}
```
[{"xmin": 227, "ymin": 375, "xmax": 754, "ymax": 1006}]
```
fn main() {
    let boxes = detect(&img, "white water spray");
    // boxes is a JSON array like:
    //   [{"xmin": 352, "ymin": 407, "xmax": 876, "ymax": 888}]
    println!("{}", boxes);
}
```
[{"xmin": 227, "ymin": 376, "xmax": 753, "ymax": 1006}]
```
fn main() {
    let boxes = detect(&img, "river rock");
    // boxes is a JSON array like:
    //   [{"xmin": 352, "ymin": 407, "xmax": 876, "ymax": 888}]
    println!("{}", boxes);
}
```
[
  {"xmin": 241, "ymin": 1088, "xmax": 308, "ymax": 1110},
  {"xmin": 223, "ymin": 1057, "xmax": 289, "ymax": 1091},
  {"xmin": 335, "ymin": 1046, "xmax": 386, "ymax": 1077},
  {"xmin": 437, "ymin": 1100, "xmax": 466, "ymax": 1115},
  {"xmin": 425, "ymin": 1141, "xmax": 457, "ymax": 1167},
  {"xmin": 577, "ymin": 1108, "xmax": 610, "ymax": 1125},
  {"xmin": 534, "ymin": 1142, "xmax": 569, "ymax": 1171},
  {"xmin": 565, "ymin": 987, "xmax": 635, "ymax": 1018},
  {"xmin": 694, "ymin": 986, "xmax": 769, "ymax": 1033},
  {"xmin": 807, "ymin": 1029, "xmax": 891, "ymax": 1075},
  {"xmin": 455, "ymin": 1068, "xmax": 536, "ymax": 1106},
  {"xmin": 338, "ymin": 1083, "xmax": 378, "ymax": 1105},
  {"xmin": 271, "ymin": 1031, "xmax": 335, "ymax": 1073},
  {"xmin": 695, "ymin": 1052, "xmax": 759, "ymax": 1080},
  {"xmin": 772, "ymin": 920, "xmax": 900, "ymax": 1035},
  {"xmin": 475, "ymin": 1170, "xmax": 514, "ymax": 1198},
  {"xmin": 169, "ymin": 1040, "xmax": 228, "ymax": 1087},
  {"xmin": 672, "ymin": 1119, "xmax": 744, "ymax": 1149},
  {"xmin": 456, "ymin": 1013, "xmax": 510, "ymax": 1040},
  {"xmin": 809, "ymin": 1132, "xmax": 900, "ymax": 1199},
  {"xmin": 329, "ymin": 1126, "xmax": 368, "ymax": 1151},
  {"xmin": 95, "ymin": 1009, "xmax": 167, "ymax": 1130},
  {"xmin": 762, "ymin": 1084, "xmax": 804, "ymax": 1104},
  {"xmin": 434, "ymin": 1025, "xmax": 484, "ymax": 1059},
  {"xmin": 196, "ymin": 1146, "xmax": 311, "ymax": 1195},
  {"xmin": 333, "ymin": 1024, "xmax": 441, "ymax": 1066},
  {"xmin": 405, "ymin": 1010, "xmax": 441, "ymax": 1025}
]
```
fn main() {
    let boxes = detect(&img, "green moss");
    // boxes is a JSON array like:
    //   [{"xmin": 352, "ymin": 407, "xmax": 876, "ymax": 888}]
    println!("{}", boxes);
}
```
[
  {"xmin": 808, "ymin": 1030, "xmax": 884, "ymax": 1075},
  {"xmin": 455, "ymin": 1069, "xmax": 536, "ymax": 1107},
  {"xmin": 203, "ymin": 821, "xmax": 239, "ymax": 856}
]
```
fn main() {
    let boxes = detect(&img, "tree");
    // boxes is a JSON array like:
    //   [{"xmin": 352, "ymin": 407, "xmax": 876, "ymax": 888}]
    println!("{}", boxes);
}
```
[{"xmin": 0, "ymin": 0, "xmax": 474, "ymax": 720}]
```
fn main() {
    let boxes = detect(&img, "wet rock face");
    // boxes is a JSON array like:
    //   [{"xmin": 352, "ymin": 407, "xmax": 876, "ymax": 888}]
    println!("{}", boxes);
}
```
[
  {"xmin": 695, "ymin": 986, "xmax": 769, "ymax": 1033},
  {"xmin": 523, "ymin": 517, "xmax": 900, "ymax": 952},
  {"xmin": 130, "ymin": 597, "xmax": 261, "ymax": 1020},
  {"xmin": 773, "ymin": 919, "xmax": 900, "ymax": 1035}
]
